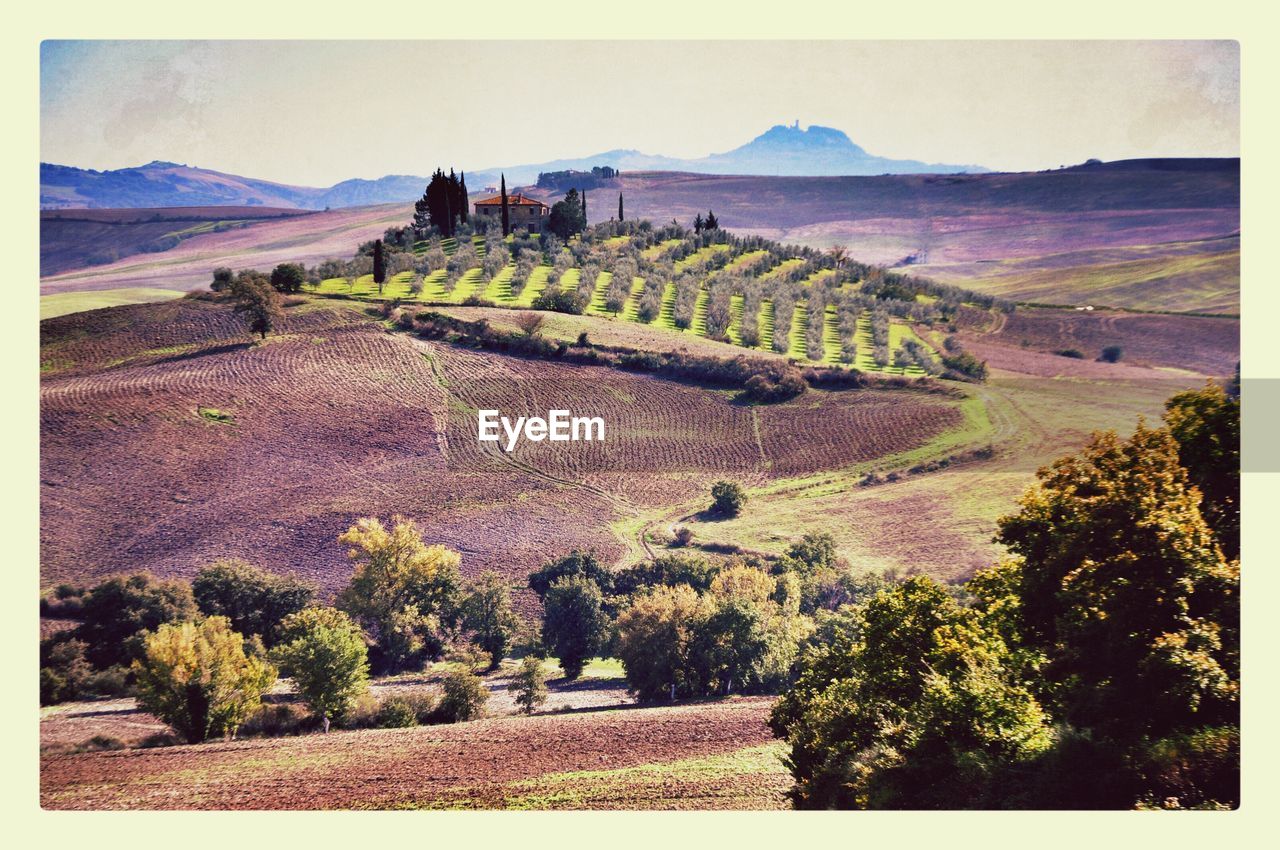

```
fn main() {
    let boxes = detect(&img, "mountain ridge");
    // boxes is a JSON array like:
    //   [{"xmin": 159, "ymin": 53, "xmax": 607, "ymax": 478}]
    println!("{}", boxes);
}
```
[{"xmin": 40, "ymin": 123, "xmax": 990, "ymax": 210}]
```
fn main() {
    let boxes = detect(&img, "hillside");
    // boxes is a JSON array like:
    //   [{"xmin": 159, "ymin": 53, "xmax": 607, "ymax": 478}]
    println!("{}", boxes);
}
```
[
  {"xmin": 40, "ymin": 161, "xmax": 429, "ymax": 211},
  {"xmin": 40, "ymin": 206, "xmax": 312, "ymax": 276},
  {"xmin": 40, "ymin": 203, "xmax": 407, "ymax": 295},
  {"xmin": 534, "ymin": 160, "xmax": 1239, "ymax": 313}
]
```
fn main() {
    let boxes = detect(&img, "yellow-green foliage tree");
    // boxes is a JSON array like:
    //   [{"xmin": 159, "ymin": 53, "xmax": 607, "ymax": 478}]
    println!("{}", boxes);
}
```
[
  {"xmin": 336, "ymin": 516, "xmax": 462, "ymax": 671},
  {"xmin": 271, "ymin": 607, "xmax": 370, "ymax": 733},
  {"xmin": 616, "ymin": 584, "xmax": 714, "ymax": 701},
  {"xmin": 132, "ymin": 617, "xmax": 277, "ymax": 744}
]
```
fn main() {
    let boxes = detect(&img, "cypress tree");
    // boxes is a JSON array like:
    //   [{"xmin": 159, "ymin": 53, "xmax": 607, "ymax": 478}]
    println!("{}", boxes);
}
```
[
  {"xmin": 500, "ymin": 174, "xmax": 510, "ymax": 237},
  {"xmin": 372, "ymin": 239, "xmax": 386, "ymax": 291},
  {"xmin": 582, "ymin": 188, "xmax": 587, "ymax": 225},
  {"xmin": 459, "ymin": 171, "xmax": 469, "ymax": 224},
  {"xmin": 618, "ymin": 192, "xmax": 624, "ymax": 222}
]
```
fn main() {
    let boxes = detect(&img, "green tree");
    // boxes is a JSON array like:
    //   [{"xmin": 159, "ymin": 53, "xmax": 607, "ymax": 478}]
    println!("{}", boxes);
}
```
[
  {"xmin": 460, "ymin": 571, "xmax": 521, "ymax": 669},
  {"xmin": 211, "ymin": 266, "xmax": 234, "ymax": 292},
  {"xmin": 73, "ymin": 573, "xmax": 197, "ymax": 668},
  {"xmin": 528, "ymin": 550, "xmax": 614, "ymax": 599},
  {"xmin": 269, "ymin": 262, "xmax": 306, "ymax": 294},
  {"xmin": 229, "ymin": 271, "xmax": 283, "ymax": 340},
  {"xmin": 547, "ymin": 189, "xmax": 586, "ymax": 240},
  {"xmin": 132, "ymin": 617, "xmax": 277, "ymax": 744},
  {"xmin": 372, "ymin": 239, "xmax": 386, "ymax": 290},
  {"xmin": 1163, "ymin": 381, "xmax": 1240, "ymax": 560},
  {"xmin": 500, "ymin": 173, "xmax": 510, "ymax": 236},
  {"xmin": 542, "ymin": 576, "xmax": 608, "ymax": 679},
  {"xmin": 192, "ymin": 560, "xmax": 315, "ymax": 647},
  {"xmin": 769, "ymin": 577, "xmax": 1052, "ymax": 809},
  {"xmin": 618, "ymin": 192, "xmax": 624, "ymax": 222},
  {"xmin": 335, "ymin": 516, "xmax": 462, "ymax": 671},
  {"xmin": 710, "ymin": 480, "xmax": 747, "ymax": 517},
  {"xmin": 511, "ymin": 655, "xmax": 548, "ymax": 715},
  {"xmin": 271, "ymin": 607, "xmax": 369, "ymax": 733},
  {"xmin": 989, "ymin": 424, "xmax": 1238, "ymax": 743},
  {"xmin": 705, "ymin": 210, "xmax": 719, "ymax": 230}
]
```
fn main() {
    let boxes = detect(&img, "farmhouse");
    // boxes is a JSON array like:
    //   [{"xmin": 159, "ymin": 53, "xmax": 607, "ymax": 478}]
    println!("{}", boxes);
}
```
[{"xmin": 474, "ymin": 192, "xmax": 550, "ymax": 232}]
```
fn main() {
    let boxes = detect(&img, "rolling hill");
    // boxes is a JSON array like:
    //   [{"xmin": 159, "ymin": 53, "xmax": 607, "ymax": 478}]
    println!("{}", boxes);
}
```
[{"xmin": 535, "ymin": 159, "xmax": 1240, "ymax": 313}]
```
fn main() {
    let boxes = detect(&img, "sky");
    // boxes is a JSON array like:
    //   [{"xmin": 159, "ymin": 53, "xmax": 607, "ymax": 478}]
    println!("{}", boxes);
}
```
[{"xmin": 40, "ymin": 40, "xmax": 1239, "ymax": 187}]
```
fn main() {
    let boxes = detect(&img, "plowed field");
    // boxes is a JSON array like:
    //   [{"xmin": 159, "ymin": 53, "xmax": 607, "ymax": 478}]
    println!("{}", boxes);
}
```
[
  {"xmin": 41, "ymin": 697, "xmax": 786, "ymax": 810},
  {"xmin": 40, "ymin": 298, "xmax": 963, "ymax": 607}
]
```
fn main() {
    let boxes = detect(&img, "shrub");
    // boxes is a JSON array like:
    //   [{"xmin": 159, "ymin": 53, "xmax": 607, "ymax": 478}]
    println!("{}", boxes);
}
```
[
  {"xmin": 1055, "ymin": 348, "xmax": 1085, "ymax": 359},
  {"xmin": 711, "ymin": 480, "xmax": 747, "ymax": 517},
  {"xmin": 434, "ymin": 665, "xmax": 488, "ymax": 723},
  {"xmin": 239, "ymin": 702, "xmax": 313, "ymax": 738},
  {"xmin": 1099, "ymin": 345, "xmax": 1124, "ymax": 363},
  {"xmin": 376, "ymin": 695, "xmax": 420, "ymax": 728},
  {"xmin": 516, "ymin": 312, "xmax": 546, "ymax": 336},
  {"xmin": 132, "ymin": 617, "xmax": 277, "ymax": 743},
  {"xmin": 511, "ymin": 655, "xmax": 549, "ymax": 715},
  {"xmin": 672, "ymin": 526, "xmax": 694, "ymax": 547}
]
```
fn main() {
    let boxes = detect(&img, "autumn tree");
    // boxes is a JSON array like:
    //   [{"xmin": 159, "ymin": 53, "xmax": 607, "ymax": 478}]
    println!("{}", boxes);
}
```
[
  {"xmin": 460, "ymin": 571, "xmax": 521, "ymax": 669},
  {"xmin": 132, "ymin": 617, "xmax": 277, "ymax": 743},
  {"xmin": 335, "ymin": 516, "xmax": 463, "ymax": 671},
  {"xmin": 615, "ymin": 584, "xmax": 712, "ymax": 701},
  {"xmin": 1163, "ymin": 381, "xmax": 1240, "ymax": 560},
  {"xmin": 271, "ymin": 607, "xmax": 369, "ymax": 732},
  {"xmin": 985, "ymin": 424, "xmax": 1238, "ymax": 742}
]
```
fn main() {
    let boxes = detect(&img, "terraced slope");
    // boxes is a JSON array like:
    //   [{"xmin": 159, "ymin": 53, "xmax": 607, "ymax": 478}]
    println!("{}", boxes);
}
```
[
  {"xmin": 757, "ymin": 300, "xmax": 775, "ymax": 351},
  {"xmin": 788, "ymin": 303, "xmax": 808, "ymax": 359},
  {"xmin": 621, "ymin": 278, "xmax": 646, "ymax": 322}
]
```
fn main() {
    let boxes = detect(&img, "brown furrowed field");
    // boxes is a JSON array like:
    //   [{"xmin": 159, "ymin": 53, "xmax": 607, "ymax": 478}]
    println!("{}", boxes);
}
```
[
  {"xmin": 41, "ymin": 697, "xmax": 786, "ymax": 810},
  {"xmin": 959, "ymin": 305, "xmax": 1239, "ymax": 376},
  {"xmin": 40, "ymin": 296, "xmax": 963, "ymax": 608}
]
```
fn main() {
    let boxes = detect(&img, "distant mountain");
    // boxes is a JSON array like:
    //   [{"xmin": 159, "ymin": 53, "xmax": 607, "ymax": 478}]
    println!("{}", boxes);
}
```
[
  {"xmin": 39, "ymin": 161, "xmax": 431, "ymax": 211},
  {"xmin": 42, "ymin": 123, "xmax": 992, "ymax": 210},
  {"xmin": 483, "ymin": 123, "xmax": 989, "ymax": 184}
]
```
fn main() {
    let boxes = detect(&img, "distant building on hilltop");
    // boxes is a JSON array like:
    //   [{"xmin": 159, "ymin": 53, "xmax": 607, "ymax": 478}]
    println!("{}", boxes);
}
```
[{"xmin": 474, "ymin": 192, "xmax": 550, "ymax": 233}]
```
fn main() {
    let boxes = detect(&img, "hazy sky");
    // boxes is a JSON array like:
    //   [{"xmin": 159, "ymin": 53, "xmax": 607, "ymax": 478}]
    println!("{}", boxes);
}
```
[{"xmin": 41, "ymin": 40, "xmax": 1239, "ymax": 186}]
